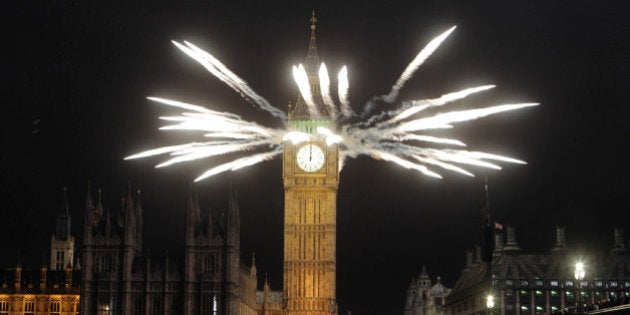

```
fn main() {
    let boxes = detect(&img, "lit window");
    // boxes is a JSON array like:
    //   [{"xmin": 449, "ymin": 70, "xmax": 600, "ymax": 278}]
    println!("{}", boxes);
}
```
[
  {"xmin": 565, "ymin": 281, "xmax": 573, "ymax": 287},
  {"xmin": 97, "ymin": 304, "xmax": 111, "ymax": 315},
  {"xmin": 0, "ymin": 301, "xmax": 8, "ymax": 315},
  {"xmin": 50, "ymin": 301, "xmax": 61, "ymax": 315},
  {"xmin": 610, "ymin": 281, "xmax": 618, "ymax": 287},
  {"xmin": 595, "ymin": 281, "xmax": 603, "ymax": 287},
  {"xmin": 24, "ymin": 301, "xmax": 35, "ymax": 315}
]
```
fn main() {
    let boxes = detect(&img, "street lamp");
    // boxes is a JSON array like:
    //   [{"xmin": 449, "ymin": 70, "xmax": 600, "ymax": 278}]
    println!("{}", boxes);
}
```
[
  {"xmin": 575, "ymin": 262, "xmax": 585, "ymax": 313},
  {"xmin": 486, "ymin": 294, "xmax": 495, "ymax": 315}
]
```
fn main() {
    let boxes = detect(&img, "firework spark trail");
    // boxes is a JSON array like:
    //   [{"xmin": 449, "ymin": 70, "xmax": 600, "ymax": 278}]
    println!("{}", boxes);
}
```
[
  {"xmin": 396, "ymin": 103, "xmax": 539, "ymax": 132},
  {"xmin": 293, "ymin": 64, "xmax": 320, "ymax": 117},
  {"xmin": 172, "ymin": 41, "xmax": 287, "ymax": 121},
  {"xmin": 318, "ymin": 63, "xmax": 337, "ymax": 118},
  {"xmin": 387, "ymin": 134, "xmax": 466, "ymax": 147},
  {"xmin": 389, "ymin": 85, "xmax": 496, "ymax": 123},
  {"xmin": 128, "ymin": 26, "xmax": 538, "ymax": 181},
  {"xmin": 337, "ymin": 66, "xmax": 353, "ymax": 117},
  {"xmin": 194, "ymin": 148, "xmax": 283, "ymax": 182},
  {"xmin": 155, "ymin": 140, "xmax": 273, "ymax": 168},
  {"xmin": 383, "ymin": 26, "xmax": 457, "ymax": 104}
]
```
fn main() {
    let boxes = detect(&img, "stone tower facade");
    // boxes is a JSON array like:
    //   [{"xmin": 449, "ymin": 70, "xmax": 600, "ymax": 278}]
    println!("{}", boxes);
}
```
[
  {"xmin": 282, "ymin": 12, "xmax": 339, "ymax": 315},
  {"xmin": 80, "ymin": 184, "xmax": 259, "ymax": 315},
  {"xmin": 50, "ymin": 187, "xmax": 75, "ymax": 271}
]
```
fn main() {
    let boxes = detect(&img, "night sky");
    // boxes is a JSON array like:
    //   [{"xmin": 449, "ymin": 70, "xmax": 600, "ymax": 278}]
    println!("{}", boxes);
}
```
[{"xmin": 3, "ymin": 1, "xmax": 629, "ymax": 314}]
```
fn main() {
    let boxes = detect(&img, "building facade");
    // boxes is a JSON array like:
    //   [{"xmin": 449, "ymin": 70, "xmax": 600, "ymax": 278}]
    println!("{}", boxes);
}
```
[
  {"xmin": 404, "ymin": 267, "xmax": 451, "ymax": 315},
  {"xmin": 282, "ymin": 12, "xmax": 339, "ymax": 315},
  {"xmin": 0, "ymin": 189, "xmax": 81, "ymax": 315},
  {"xmin": 444, "ymin": 226, "xmax": 630, "ymax": 315},
  {"xmin": 80, "ymin": 185, "xmax": 260, "ymax": 315}
]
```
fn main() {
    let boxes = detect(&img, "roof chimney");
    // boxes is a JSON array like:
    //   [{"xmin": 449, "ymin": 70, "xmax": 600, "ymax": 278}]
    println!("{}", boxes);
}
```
[{"xmin": 503, "ymin": 226, "xmax": 521, "ymax": 251}]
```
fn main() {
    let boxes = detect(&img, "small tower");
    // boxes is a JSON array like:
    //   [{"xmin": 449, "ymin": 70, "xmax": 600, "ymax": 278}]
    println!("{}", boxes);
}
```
[
  {"xmin": 480, "ymin": 177, "xmax": 494, "ymax": 262},
  {"xmin": 51, "ymin": 187, "xmax": 75, "ymax": 271}
]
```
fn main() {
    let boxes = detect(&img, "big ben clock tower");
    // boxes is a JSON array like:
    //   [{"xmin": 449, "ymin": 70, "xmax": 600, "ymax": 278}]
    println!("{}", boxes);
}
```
[{"xmin": 283, "ymin": 11, "xmax": 339, "ymax": 315}]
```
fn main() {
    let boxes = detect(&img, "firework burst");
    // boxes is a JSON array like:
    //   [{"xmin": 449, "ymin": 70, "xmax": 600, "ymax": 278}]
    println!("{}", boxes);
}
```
[{"xmin": 126, "ymin": 26, "xmax": 538, "ymax": 181}]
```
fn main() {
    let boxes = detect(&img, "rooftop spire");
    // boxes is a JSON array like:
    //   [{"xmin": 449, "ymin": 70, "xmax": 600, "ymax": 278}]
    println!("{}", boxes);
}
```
[
  {"xmin": 307, "ymin": 10, "xmax": 319, "ymax": 66},
  {"xmin": 56, "ymin": 186, "xmax": 72, "ymax": 240},
  {"xmin": 289, "ymin": 11, "xmax": 326, "ymax": 119}
]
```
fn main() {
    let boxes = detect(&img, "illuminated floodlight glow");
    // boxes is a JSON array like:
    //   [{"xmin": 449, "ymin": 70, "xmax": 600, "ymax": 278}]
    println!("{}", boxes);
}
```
[{"xmin": 126, "ymin": 26, "xmax": 538, "ymax": 181}]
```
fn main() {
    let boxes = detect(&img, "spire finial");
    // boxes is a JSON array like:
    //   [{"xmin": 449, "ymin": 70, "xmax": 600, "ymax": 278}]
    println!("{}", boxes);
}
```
[
  {"xmin": 63, "ymin": 186, "xmax": 70, "ymax": 215},
  {"xmin": 310, "ymin": 10, "xmax": 317, "ymax": 31}
]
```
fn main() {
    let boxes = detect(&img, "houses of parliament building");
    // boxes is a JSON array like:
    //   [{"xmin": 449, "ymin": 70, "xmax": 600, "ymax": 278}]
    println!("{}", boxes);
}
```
[{"xmin": 1, "ymin": 184, "xmax": 283, "ymax": 315}]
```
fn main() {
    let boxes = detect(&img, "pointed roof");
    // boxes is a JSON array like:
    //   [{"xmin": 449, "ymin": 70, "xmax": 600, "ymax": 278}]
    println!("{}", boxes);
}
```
[
  {"xmin": 228, "ymin": 186, "xmax": 240, "ymax": 223},
  {"xmin": 289, "ymin": 11, "xmax": 329, "ymax": 120},
  {"xmin": 187, "ymin": 184, "xmax": 201, "ymax": 225},
  {"xmin": 306, "ymin": 10, "xmax": 320, "ymax": 72},
  {"xmin": 136, "ymin": 189, "xmax": 143, "ymax": 218},
  {"xmin": 55, "ymin": 186, "xmax": 72, "ymax": 240},
  {"xmin": 85, "ymin": 181, "xmax": 94, "ymax": 210}
]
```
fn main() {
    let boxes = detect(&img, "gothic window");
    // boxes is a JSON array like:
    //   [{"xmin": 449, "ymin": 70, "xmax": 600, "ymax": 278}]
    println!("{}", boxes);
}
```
[
  {"xmin": 133, "ymin": 296, "xmax": 144, "ymax": 315},
  {"xmin": 50, "ymin": 301, "xmax": 61, "ymax": 315},
  {"xmin": 0, "ymin": 301, "xmax": 8, "ymax": 315},
  {"xmin": 56, "ymin": 251, "xmax": 65, "ymax": 270},
  {"xmin": 171, "ymin": 296, "xmax": 181, "ymax": 312},
  {"xmin": 24, "ymin": 301, "xmax": 35, "ymax": 315},
  {"xmin": 202, "ymin": 255, "xmax": 215, "ymax": 275},
  {"xmin": 152, "ymin": 297, "xmax": 162, "ymax": 315},
  {"xmin": 101, "ymin": 255, "xmax": 112, "ymax": 273}
]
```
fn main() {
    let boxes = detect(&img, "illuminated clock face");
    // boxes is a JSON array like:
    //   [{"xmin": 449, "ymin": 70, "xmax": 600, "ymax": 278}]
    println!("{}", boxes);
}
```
[{"xmin": 296, "ymin": 144, "xmax": 325, "ymax": 172}]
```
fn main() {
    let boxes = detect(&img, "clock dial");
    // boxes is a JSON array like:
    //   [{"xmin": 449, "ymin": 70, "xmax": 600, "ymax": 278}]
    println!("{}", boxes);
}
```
[{"xmin": 296, "ymin": 144, "xmax": 325, "ymax": 172}]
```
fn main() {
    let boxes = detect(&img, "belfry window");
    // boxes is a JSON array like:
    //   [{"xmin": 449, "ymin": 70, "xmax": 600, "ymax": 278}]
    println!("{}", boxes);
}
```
[{"xmin": 56, "ymin": 251, "xmax": 65, "ymax": 270}]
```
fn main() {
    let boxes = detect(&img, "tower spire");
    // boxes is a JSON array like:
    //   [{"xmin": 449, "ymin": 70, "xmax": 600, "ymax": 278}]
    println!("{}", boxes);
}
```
[
  {"xmin": 307, "ymin": 10, "xmax": 319, "ymax": 66},
  {"xmin": 56, "ymin": 186, "xmax": 72, "ymax": 240}
]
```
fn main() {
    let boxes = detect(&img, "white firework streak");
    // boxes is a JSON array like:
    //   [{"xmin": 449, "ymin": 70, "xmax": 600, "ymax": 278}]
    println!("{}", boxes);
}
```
[
  {"xmin": 292, "ymin": 64, "xmax": 319, "ymax": 117},
  {"xmin": 389, "ymin": 85, "xmax": 496, "ymax": 123},
  {"xmin": 318, "ymin": 63, "xmax": 338, "ymax": 119},
  {"xmin": 194, "ymin": 148, "xmax": 283, "ymax": 182},
  {"xmin": 172, "ymin": 41, "xmax": 287, "ymax": 121},
  {"xmin": 128, "ymin": 26, "xmax": 538, "ymax": 181},
  {"xmin": 383, "ymin": 26, "xmax": 457, "ymax": 103},
  {"xmin": 337, "ymin": 66, "xmax": 353, "ymax": 117}
]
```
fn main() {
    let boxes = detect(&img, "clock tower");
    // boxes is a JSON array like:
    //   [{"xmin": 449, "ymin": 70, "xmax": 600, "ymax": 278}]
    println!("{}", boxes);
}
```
[{"xmin": 282, "ymin": 11, "xmax": 339, "ymax": 315}]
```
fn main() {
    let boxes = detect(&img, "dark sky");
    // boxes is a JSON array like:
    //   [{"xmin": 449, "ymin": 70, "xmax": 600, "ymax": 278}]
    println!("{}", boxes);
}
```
[{"xmin": 3, "ymin": 1, "xmax": 629, "ymax": 314}]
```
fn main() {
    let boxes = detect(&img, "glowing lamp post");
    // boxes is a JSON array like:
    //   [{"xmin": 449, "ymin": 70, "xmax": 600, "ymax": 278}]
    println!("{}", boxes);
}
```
[
  {"xmin": 486, "ymin": 294, "xmax": 495, "ymax": 315},
  {"xmin": 575, "ymin": 262, "xmax": 585, "ymax": 313}
]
